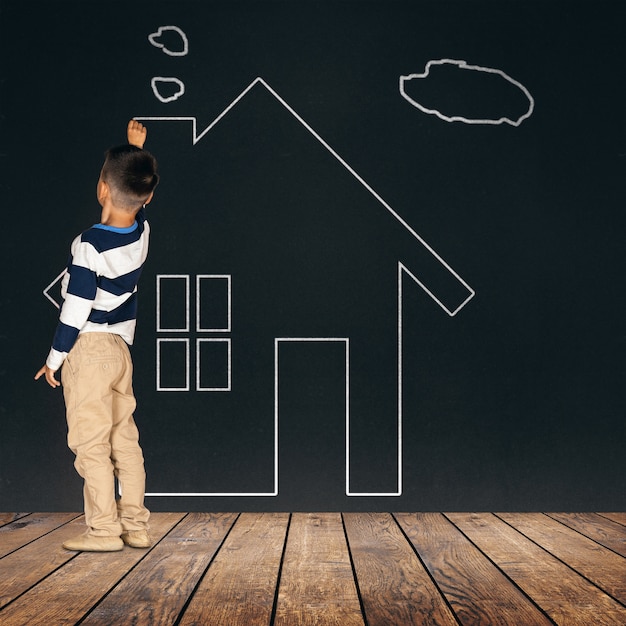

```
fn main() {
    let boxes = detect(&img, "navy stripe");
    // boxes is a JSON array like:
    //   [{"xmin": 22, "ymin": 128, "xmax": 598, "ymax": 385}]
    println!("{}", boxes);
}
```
[
  {"xmin": 52, "ymin": 322, "xmax": 80, "ymax": 354},
  {"xmin": 99, "ymin": 266, "xmax": 143, "ymax": 296},
  {"xmin": 88, "ymin": 292, "xmax": 138, "ymax": 325},
  {"xmin": 66, "ymin": 265, "xmax": 97, "ymax": 300}
]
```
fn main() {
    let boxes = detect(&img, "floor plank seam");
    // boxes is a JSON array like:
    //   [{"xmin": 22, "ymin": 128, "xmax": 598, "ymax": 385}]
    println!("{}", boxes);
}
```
[
  {"xmin": 391, "ymin": 513, "xmax": 464, "ymax": 626},
  {"xmin": 441, "ymin": 513, "xmax": 558, "ymax": 626},
  {"xmin": 492, "ymin": 513, "xmax": 626, "ymax": 610},
  {"xmin": 73, "ymin": 515, "xmax": 191, "ymax": 626},
  {"xmin": 340, "ymin": 512, "xmax": 369, "ymax": 626},
  {"xmin": 0, "ymin": 513, "xmax": 83, "ymax": 560},
  {"xmin": 0, "ymin": 513, "xmax": 30, "ymax": 530},
  {"xmin": 172, "ymin": 512, "xmax": 241, "ymax": 626},
  {"xmin": 269, "ymin": 512, "xmax": 292, "ymax": 626},
  {"xmin": 597, "ymin": 513, "xmax": 626, "ymax": 528},
  {"xmin": 0, "ymin": 551, "xmax": 82, "ymax": 615},
  {"xmin": 543, "ymin": 512, "xmax": 626, "ymax": 560}
]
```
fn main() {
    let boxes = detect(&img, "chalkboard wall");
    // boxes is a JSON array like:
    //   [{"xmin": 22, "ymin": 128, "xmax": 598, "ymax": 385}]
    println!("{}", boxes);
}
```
[{"xmin": 1, "ymin": 0, "xmax": 624, "ymax": 511}]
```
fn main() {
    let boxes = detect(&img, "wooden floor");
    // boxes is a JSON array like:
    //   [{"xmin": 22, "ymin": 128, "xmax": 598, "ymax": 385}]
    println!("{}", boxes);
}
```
[{"xmin": 1, "ymin": 512, "xmax": 626, "ymax": 625}]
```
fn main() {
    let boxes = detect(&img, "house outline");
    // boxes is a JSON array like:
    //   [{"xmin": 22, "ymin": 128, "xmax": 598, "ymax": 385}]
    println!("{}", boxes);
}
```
[{"xmin": 44, "ymin": 77, "xmax": 475, "ymax": 498}]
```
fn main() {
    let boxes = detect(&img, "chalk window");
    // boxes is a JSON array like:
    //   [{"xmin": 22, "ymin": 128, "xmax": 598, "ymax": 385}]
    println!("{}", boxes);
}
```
[{"xmin": 156, "ymin": 274, "xmax": 232, "ymax": 392}]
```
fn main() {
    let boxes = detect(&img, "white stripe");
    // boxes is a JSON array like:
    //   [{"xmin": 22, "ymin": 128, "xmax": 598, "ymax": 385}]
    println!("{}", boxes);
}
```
[
  {"xmin": 70, "ymin": 237, "xmax": 103, "ymax": 275},
  {"xmin": 46, "ymin": 347, "xmax": 67, "ymax": 371},
  {"xmin": 59, "ymin": 292, "xmax": 94, "ymax": 329},
  {"xmin": 99, "ymin": 233, "xmax": 149, "ymax": 278}
]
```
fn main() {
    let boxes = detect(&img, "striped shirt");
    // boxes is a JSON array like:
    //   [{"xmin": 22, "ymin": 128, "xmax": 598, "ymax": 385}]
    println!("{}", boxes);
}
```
[{"xmin": 46, "ymin": 209, "xmax": 150, "ymax": 371}]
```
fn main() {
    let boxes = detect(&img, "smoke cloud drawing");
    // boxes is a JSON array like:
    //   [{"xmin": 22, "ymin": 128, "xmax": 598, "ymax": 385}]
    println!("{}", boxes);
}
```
[
  {"xmin": 400, "ymin": 59, "xmax": 534, "ymax": 127},
  {"xmin": 148, "ymin": 25, "xmax": 189, "ymax": 57}
]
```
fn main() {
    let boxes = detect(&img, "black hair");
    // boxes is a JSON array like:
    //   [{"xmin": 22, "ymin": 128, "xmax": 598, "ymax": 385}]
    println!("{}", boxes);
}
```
[{"xmin": 101, "ymin": 144, "xmax": 159, "ymax": 211}]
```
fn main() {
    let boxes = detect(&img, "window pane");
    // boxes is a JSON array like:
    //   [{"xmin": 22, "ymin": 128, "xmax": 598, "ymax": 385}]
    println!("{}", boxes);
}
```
[
  {"xmin": 157, "ymin": 338, "xmax": 190, "ymax": 391},
  {"xmin": 197, "ymin": 338, "xmax": 231, "ymax": 391},
  {"xmin": 156, "ymin": 274, "xmax": 189, "ymax": 331},
  {"xmin": 196, "ymin": 275, "xmax": 231, "ymax": 332}
]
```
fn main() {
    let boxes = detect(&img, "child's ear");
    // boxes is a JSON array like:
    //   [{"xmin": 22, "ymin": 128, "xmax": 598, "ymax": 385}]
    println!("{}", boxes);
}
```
[
  {"xmin": 97, "ymin": 179, "xmax": 109, "ymax": 204},
  {"xmin": 143, "ymin": 191, "xmax": 154, "ymax": 206}
]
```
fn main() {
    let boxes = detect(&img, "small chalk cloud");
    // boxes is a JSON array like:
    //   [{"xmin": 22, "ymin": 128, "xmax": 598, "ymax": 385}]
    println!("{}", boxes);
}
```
[
  {"xmin": 151, "ymin": 77, "xmax": 186, "ymax": 103},
  {"xmin": 400, "ymin": 59, "xmax": 534, "ymax": 127},
  {"xmin": 148, "ymin": 25, "xmax": 189, "ymax": 57}
]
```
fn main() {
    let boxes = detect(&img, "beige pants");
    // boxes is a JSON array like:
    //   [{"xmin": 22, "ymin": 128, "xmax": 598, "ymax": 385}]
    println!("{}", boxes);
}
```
[{"xmin": 62, "ymin": 333, "xmax": 150, "ymax": 536}]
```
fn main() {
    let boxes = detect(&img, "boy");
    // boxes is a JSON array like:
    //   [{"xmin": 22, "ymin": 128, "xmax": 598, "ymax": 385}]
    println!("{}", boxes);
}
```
[{"xmin": 35, "ymin": 120, "xmax": 159, "ymax": 552}]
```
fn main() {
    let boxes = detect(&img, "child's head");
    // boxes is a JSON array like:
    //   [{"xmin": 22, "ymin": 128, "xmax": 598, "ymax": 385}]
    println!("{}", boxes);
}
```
[{"xmin": 100, "ymin": 145, "xmax": 159, "ymax": 213}]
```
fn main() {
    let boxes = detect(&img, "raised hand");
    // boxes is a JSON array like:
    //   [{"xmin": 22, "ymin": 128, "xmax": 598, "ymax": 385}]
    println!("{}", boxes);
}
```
[{"xmin": 127, "ymin": 119, "xmax": 147, "ymax": 149}]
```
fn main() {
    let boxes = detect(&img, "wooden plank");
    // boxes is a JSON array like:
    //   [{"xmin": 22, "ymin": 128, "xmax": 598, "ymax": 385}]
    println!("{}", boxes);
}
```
[
  {"xmin": 0, "ymin": 514, "xmax": 30, "ymax": 527},
  {"xmin": 344, "ymin": 512, "xmax": 457, "ymax": 625},
  {"xmin": 179, "ymin": 512, "xmax": 289, "ymax": 626},
  {"xmin": 0, "ymin": 512, "xmax": 184, "ymax": 626},
  {"xmin": 547, "ymin": 512, "xmax": 626, "ymax": 558},
  {"xmin": 599, "ymin": 512, "xmax": 626, "ymax": 526},
  {"xmin": 0, "ymin": 515, "xmax": 88, "ymax": 609},
  {"xmin": 82, "ymin": 512, "xmax": 238, "ymax": 625},
  {"xmin": 498, "ymin": 512, "xmax": 626, "ymax": 604},
  {"xmin": 0, "ymin": 513, "xmax": 81, "ymax": 558},
  {"xmin": 396, "ymin": 512, "xmax": 552, "ymax": 626},
  {"xmin": 447, "ymin": 512, "xmax": 626, "ymax": 626},
  {"xmin": 274, "ymin": 513, "xmax": 364, "ymax": 626}
]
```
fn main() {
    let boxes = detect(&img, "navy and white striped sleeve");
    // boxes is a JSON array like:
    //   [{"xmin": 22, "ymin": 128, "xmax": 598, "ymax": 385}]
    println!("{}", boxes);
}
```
[{"xmin": 46, "ymin": 235, "xmax": 101, "ymax": 370}]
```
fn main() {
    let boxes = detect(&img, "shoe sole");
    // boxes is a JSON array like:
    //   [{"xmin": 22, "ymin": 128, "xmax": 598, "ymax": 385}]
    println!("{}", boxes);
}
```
[{"xmin": 62, "ymin": 543, "xmax": 124, "ymax": 552}]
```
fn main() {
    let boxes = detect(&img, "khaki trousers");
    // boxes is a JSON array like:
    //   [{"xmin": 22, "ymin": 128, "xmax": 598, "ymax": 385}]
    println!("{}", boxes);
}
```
[{"xmin": 62, "ymin": 333, "xmax": 150, "ymax": 536}]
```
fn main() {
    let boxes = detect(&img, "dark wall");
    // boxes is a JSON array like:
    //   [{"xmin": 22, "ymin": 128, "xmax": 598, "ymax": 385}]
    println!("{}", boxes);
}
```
[{"xmin": 1, "ymin": 0, "xmax": 624, "ymax": 511}]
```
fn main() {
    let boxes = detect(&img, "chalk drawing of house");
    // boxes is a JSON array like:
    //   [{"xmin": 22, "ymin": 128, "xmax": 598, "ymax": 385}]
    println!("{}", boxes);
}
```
[{"xmin": 113, "ymin": 79, "xmax": 474, "ymax": 498}]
